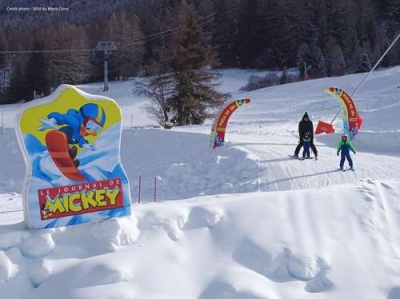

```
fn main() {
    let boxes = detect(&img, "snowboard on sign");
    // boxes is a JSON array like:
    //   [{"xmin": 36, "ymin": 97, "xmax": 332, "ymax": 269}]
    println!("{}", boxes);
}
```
[{"xmin": 45, "ymin": 130, "xmax": 86, "ymax": 181}]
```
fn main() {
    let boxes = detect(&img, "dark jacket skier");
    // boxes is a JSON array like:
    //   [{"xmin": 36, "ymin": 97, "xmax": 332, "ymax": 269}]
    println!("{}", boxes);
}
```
[{"xmin": 294, "ymin": 112, "xmax": 318, "ymax": 158}]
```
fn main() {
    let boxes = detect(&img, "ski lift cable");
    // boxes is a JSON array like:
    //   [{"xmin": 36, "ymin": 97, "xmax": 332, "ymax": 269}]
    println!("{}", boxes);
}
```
[
  {"xmin": 0, "ymin": 49, "xmax": 93, "ymax": 54},
  {"xmin": 0, "ymin": 12, "xmax": 216, "ymax": 54},
  {"xmin": 330, "ymin": 31, "xmax": 400, "ymax": 124},
  {"xmin": 131, "ymin": 12, "xmax": 216, "ymax": 43}
]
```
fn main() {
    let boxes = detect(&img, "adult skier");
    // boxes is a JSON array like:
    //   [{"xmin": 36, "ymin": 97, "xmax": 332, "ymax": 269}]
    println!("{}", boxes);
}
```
[{"xmin": 293, "ymin": 112, "xmax": 318, "ymax": 159}]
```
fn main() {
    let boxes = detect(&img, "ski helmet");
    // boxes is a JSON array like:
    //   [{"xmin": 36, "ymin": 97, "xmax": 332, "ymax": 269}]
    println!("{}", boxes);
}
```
[
  {"xmin": 342, "ymin": 133, "xmax": 348, "ymax": 139},
  {"xmin": 79, "ymin": 103, "xmax": 106, "ymax": 127}
]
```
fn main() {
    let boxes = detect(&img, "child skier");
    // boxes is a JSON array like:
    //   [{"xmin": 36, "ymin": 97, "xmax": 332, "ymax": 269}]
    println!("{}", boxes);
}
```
[
  {"xmin": 302, "ymin": 131, "xmax": 311, "ymax": 159},
  {"xmin": 337, "ymin": 134, "xmax": 356, "ymax": 170}
]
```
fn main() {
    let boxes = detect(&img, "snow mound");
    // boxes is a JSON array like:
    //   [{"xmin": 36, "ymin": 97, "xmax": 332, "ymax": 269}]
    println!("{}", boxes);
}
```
[
  {"xmin": 28, "ymin": 260, "xmax": 50, "ymax": 288},
  {"xmin": 0, "ymin": 230, "xmax": 28, "ymax": 250},
  {"xmin": 305, "ymin": 275, "xmax": 334, "ymax": 293},
  {"xmin": 233, "ymin": 240, "xmax": 331, "ymax": 291},
  {"xmin": 19, "ymin": 234, "xmax": 55, "ymax": 258},
  {"xmin": 91, "ymin": 217, "xmax": 140, "ymax": 251},
  {"xmin": 122, "ymin": 129, "xmax": 260, "ymax": 201},
  {"xmin": 198, "ymin": 281, "xmax": 266, "ymax": 299},
  {"xmin": 137, "ymin": 205, "xmax": 224, "ymax": 242},
  {"xmin": 0, "ymin": 249, "xmax": 19, "ymax": 282}
]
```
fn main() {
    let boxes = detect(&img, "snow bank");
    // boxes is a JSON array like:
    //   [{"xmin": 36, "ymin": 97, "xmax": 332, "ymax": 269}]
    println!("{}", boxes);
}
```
[
  {"xmin": 1, "ymin": 179, "xmax": 400, "ymax": 298},
  {"xmin": 0, "ymin": 127, "xmax": 260, "ymax": 201},
  {"xmin": 121, "ymin": 128, "xmax": 260, "ymax": 201}
]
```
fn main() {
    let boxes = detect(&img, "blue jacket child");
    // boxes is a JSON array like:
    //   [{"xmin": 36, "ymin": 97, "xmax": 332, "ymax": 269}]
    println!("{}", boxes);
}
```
[
  {"xmin": 337, "ymin": 134, "xmax": 356, "ymax": 170},
  {"xmin": 302, "ymin": 132, "xmax": 311, "ymax": 158}
]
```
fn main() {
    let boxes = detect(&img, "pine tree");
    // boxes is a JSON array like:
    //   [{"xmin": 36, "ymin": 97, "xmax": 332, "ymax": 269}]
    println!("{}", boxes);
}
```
[
  {"xmin": 234, "ymin": 0, "xmax": 259, "ymax": 67},
  {"xmin": 384, "ymin": 0, "xmax": 400, "ymax": 23},
  {"xmin": 256, "ymin": 0, "xmax": 300, "ymax": 69},
  {"xmin": 324, "ymin": 37, "xmax": 346, "ymax": 76},
  {"xmin": 275, "ymin": 0, "xmax": 302, "ymax": 68},
  {"xmin": 0, "ymin": 30, "xmax": 5, "ymax": 68},
  {"xmin": 168, "ymin": 1, "xmax": 228, "ymax": 125},
  {"xmin": 46, "ymin": 24, "xmax": 94, "ymax": 86},
  {"xmin": 106, "ymin": 11, "xmax": 145, "ymax": 79},
  {"xmin": 24, "ymin": 39, "xmax": 50, "ymax": 100},
  {"xmin": 0, "ymin": 29, "xmax": 7, "ymax": 95},
  {"xmin": 6, "ymin": 63, "xmax": 30, "ymax": 103},
  {"xmin": 143, "ymin": 0, "xmax": 228, "ymax": 126},
  {"xmin": 211, "ymin": 0, "xmax": 240, "ymax": 67},
  {"xmin": 297, "ymin": 43, "xmax": 327, "ymax": 79}
]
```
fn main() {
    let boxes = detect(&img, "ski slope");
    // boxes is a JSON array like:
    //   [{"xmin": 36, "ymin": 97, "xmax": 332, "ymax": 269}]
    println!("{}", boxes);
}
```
[
  {"xmin": 164, "ymin": 68, "xmax": 400, "ymax": 194},
  {"xmin": 1, "ymin": 67, "xmax": 400, "ymax": 298}
]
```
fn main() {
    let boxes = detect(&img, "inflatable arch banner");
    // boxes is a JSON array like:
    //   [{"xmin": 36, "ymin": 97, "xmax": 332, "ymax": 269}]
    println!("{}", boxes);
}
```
[
  {"xmin": 16, "ymin": 85, "xmax": 131, "ymax": 229},
  {"xmin": 210, "ymin": 98, "xmax": 251, "ymax": 148},
  {"xmin": 324, "ymin": 87, "xmax": 363, "ymax": 139}
]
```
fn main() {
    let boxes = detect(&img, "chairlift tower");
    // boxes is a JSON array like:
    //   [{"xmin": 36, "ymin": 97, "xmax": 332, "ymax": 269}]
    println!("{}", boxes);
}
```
[{"xmin": 94, "ymin": 41, "xmax": 117, "ymax": 92}]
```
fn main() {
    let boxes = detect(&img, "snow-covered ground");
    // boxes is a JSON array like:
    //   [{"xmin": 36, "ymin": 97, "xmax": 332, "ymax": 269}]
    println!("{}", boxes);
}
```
[{"xmin": 1, "ymin": 67, "xmax": 400, "ymax": 298}]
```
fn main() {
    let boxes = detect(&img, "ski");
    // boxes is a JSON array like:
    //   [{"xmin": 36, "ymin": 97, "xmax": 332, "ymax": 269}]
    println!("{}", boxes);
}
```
[
  {"xmin": 289, "ymin": 155, "xmax": 318, "ymax": 161},
  {"xmin": 288, "ymin": 155, "xmax": 304, "ymax": 160}
]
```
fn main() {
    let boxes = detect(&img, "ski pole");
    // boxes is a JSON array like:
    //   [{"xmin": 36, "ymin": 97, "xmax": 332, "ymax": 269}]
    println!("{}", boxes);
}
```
[{"xmin": 287, "ymin": 130, "xmax": 299, "ymax": 139}]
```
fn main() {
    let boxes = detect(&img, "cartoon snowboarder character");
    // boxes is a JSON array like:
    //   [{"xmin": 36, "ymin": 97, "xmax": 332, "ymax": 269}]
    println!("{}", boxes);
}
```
[{"xmin": 38, "ymin": 103, "xmax": 106, "ymax": 181}]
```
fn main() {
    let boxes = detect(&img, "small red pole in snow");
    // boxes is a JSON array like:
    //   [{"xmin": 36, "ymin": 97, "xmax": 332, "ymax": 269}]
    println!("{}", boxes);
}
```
[
  {"xmin": 154, "ymin": 178, "xmax": 157, "ymax": 202},
  {"xmin": 138, "ymin": 176, "xmax": 141, "ymax": 204}
]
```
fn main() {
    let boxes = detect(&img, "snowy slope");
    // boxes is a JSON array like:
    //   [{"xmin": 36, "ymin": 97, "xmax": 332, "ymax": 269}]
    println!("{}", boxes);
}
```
[{"xmin": 1, "ymin": 67, "xmax": 400, "ymax": 298}]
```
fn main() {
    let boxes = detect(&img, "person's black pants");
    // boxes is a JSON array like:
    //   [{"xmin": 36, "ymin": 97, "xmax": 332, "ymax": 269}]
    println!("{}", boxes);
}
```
[{"xmin": 294, "ymin": 139, "xmax": 318, "ymax": 156}]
